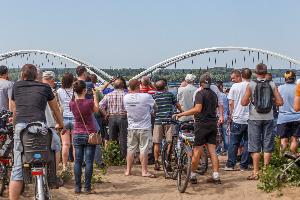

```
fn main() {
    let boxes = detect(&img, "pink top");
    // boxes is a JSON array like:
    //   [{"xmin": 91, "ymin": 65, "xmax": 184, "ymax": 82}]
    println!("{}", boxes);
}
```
[{"xmin": 69, "ymin": 99, "xmax": 96, "ymax": 134}]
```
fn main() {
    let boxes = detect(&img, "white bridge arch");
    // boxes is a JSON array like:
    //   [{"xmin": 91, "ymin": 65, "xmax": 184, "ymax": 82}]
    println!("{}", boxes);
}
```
[
  {"xmin": 0, "ymin": 50, "xmax": 113, "ymax": 83},
  {"xmin": 132, "ymin": 46, "xmax": 300, "ymax": 80}
]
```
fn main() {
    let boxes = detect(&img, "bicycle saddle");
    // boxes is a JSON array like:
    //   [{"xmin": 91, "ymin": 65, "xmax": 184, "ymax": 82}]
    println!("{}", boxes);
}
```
[
  {"xmin": 181, "ymin": 132, "xmax": 195, "ymax": 142},
  {"xmin": 180, "ymin": 124, "xmax": 194, "ymax": 131}
]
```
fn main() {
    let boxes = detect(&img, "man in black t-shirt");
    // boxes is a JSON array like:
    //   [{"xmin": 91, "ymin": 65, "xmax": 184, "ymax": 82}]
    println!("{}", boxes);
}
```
[
  {"xmin": 9, "ymin": 64, "xmax": 64, "ymax": 200},
  {"xmin": 174, "ymin": 73, "xmax": 221, "ymax": 185}
]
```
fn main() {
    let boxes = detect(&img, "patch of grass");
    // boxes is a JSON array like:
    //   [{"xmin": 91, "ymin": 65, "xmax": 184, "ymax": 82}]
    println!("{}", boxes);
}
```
[{"xmin": 258, "ymin": 138, "xmax": 300, "ymax": 192}]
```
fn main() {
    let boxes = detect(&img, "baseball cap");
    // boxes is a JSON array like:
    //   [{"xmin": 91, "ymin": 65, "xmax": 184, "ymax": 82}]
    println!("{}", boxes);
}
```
[
  {"xmin": 199, "ymin": 73, "xmax": 211, "ymax": 89},
  {"xmin": 284, "ymin": 70, "xmax": 296, "ymax": 83},
  {"xmin": 43, "ymin": 71, "xmax": 55, "ymax": 79},
  {"xmin": 185, "ymin": 74, "xmax": 196, "ymax": 82},
  {"xmin": 0, "ymin": 65, "xmax": 8, "ymax": 75}
]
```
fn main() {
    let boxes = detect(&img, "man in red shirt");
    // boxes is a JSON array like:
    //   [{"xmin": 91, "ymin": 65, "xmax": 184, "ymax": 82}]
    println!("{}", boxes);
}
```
[{"xmin": 140, "ymin": 76, "xmax": 156, "ymax": 94}]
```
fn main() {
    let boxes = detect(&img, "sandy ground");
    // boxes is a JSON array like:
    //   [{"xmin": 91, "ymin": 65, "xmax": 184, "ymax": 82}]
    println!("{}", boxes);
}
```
[{"xmin": 2, "ymin": 156, "xmax": 299, "ymax": 200}]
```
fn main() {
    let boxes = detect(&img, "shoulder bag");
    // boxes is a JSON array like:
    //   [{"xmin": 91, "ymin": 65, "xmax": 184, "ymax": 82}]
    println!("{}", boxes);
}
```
[{"xmin": 73, "ymin": 99, "xmax": 102, "ymax": 145}]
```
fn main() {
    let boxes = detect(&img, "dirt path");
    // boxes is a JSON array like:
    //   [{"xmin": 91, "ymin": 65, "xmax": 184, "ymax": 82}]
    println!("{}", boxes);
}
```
[{"xmin": 3, "ymin": 156, "xmax": 299, "ymax": 200}]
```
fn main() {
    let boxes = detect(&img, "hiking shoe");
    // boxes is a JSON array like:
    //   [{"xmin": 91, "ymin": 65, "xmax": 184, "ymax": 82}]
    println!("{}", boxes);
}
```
[
  {"xmin": 207, "ymin": 177, "xmax": 221, "ymax": 184},
  {"xmin": 154, "ymin": 161, "xmax": 160, "ymax": 171},
  {"xmin": 224, "ymin": 166, "xmax": 234, "ymax": 171}
]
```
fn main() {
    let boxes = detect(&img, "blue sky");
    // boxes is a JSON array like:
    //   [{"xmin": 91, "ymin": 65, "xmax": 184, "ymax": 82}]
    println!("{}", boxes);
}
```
[{"xmin": 1, "ymin": 0, "xmax": 300, "ymax": 69}]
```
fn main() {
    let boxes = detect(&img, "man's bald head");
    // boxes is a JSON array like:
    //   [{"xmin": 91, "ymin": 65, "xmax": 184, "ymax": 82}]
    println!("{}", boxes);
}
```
[
  {"xmin": 114, "ymin": 78, "xmax": 125, "ymax": 89},
  {"xmin": 155, "ymin": 80, "xmax": 166, "ymax": 91}
]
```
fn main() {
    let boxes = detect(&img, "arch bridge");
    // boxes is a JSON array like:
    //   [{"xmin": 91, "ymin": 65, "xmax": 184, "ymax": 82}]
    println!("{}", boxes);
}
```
[
  {"xmin": 0, "ymin": 50, "xmax": 113, "ymax": 83},
  {"xmin": 132, "ymin": 46, "xmax": 300, "ymax": 80}
]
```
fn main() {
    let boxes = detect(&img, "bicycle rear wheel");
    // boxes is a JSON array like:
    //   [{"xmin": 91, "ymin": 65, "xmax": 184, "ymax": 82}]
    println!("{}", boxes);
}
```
[
  {"xmin": 34, "ymin": 174, "xmax": 51, "ymax": 200},
  {"xmin": 177, "ymin": 150, "xmax": 192, "ymax": 193},
  {"xmin": 161, "ymin": 140, "xmax": 178, "ymax": 179},
  {"xmin": 197, "ymin": 146, "xmax": 208, "ymax": 175}
]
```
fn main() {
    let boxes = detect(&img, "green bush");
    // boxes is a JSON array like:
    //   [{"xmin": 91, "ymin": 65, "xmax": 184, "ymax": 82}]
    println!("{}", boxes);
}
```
[
  {"xmin": 103, "ymin": 141, "xmax": 125, "ymax": 166},
  {"xmin": 258, "ymin": 138, "xmax": 300, "ymax": 192}
]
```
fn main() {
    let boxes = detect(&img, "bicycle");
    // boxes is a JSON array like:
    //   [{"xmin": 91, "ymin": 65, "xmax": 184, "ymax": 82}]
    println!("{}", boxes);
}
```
[
  {"xmin": 0, "ymin": 110, "xmax": 13, "ymax": 196},
  {"xmin": 21, "ymin": 122, "xmax": 56, "ymax": 200}
]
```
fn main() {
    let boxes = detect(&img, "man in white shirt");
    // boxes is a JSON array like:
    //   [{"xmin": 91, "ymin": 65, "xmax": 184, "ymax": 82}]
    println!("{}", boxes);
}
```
[
  {"xmin": 177, "ymin": 74, "xmax": 197, "ymax": 121},
  {"xmin": 225, "ymin": 69, "xmax": 251, "ymax": 171},
  {"xmin": 123, "ymin": 79, "xmax": 156, "ymax": 178}
]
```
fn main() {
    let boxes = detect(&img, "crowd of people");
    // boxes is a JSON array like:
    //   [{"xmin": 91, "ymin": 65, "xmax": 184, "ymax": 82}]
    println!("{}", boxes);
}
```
[{"xmin": 0, "ymin": 62, "xmax": 300, "ymax": 199}]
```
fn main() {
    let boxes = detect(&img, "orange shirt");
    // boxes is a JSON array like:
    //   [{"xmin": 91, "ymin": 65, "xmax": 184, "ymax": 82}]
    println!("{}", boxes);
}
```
[{"xmin": 296, "ymin": 84, "xmax": 300, "ymax": 97}]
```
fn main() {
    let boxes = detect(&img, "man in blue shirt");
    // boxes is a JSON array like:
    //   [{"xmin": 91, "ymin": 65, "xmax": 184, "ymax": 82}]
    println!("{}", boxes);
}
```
[{"xmin": 277, "ymin": 71, "xmax": 300, "ymax": 154}]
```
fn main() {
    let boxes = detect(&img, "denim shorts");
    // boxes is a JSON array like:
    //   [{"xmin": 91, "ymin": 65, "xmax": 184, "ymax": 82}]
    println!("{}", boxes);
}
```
[
  {"xmin": 248, "ymin": 120, "xmax": 274, "ymax": 153},
  {"xmin": 64, "ymin": 117, "xmax": 74, "ymax": 131},
  {"xmin": 11, "ymin": 123, "xmax": 61, "ymax": 181}
]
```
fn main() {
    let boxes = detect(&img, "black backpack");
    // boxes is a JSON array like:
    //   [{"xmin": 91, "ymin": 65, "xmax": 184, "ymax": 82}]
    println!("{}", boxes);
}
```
[{"xmin": 253, "ymin": 80, "xmax": 274, "ymax": 113}]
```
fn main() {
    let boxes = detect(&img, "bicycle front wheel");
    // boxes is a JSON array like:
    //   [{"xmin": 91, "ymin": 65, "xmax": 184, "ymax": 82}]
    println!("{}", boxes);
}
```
[{"xmin": 177, "ymin": 149, "xmax": 192, "ymax": 193}]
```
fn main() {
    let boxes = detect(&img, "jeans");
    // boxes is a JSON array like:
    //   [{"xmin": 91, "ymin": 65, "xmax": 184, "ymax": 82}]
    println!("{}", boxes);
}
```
[
  {"xmin": 73, "ymin": 134, "xmax": 96, "ymax": 191},
  {"xmin": 226, "ymin": 122, "xmax": 250, "ymax": 169},
  {"xmin": 216, "ymin": 122, "xmax": 229, "ymax": 154},
  {"xmin": 94, "ymin": 114, "xmax": 104, "ymax": 165},
  {"xmin": 108, "ymin": 115, "xmax": 128, "ymax": 159},
  {"xmin": 94, "ymin": 145, "xmax": 104, "ymax": 165}
]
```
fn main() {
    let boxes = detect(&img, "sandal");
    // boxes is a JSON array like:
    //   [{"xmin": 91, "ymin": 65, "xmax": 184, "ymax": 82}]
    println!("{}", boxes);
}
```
[
  {"xmin": 247, "ymin": 173, "xmax": 259, "ymax": 181},
  {"xmin": 142, "ymin": 173, "xmax": 157, "ymax": 178}
]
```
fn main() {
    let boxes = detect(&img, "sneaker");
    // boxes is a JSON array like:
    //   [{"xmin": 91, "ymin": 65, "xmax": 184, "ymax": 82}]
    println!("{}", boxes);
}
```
[
  {"xmin": 50, "ymin": 177, "xmax": 64, "ymax": 189},
  {"xmin": 84, "ymin": 190, "xmax": 96, "ymax": 195},
  {"xmin": 224, "ymin": 166, "xmax": 234, "ymax": 171},
  {"xmin": 207, "ymin": 177, "xmax": 222, "ymax": 184},
  {"xmin": 190, "ymin": 174, "xmax": 197, "ymax": 184},
  {"xmin": 154, "ymin": 161, "xmax": 160, "ymax": 171},
  {"xmin": 96, "ymin": 163, "xmax": 106, "ymax": 169},
  {"xmin": 75, "ymin": 188, "xmax": 81, "ymax": 194},
  {"xmin": 240, "ymin": 167, "xmax": 248, "ymax": 172}
]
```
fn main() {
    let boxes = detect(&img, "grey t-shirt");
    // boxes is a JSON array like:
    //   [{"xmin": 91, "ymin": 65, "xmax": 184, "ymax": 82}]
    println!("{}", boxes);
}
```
[
  {"xmin": 249, "ymin": 79, "xmax": 276, "ymax": 121},
  {"xmin": 0, "ymin": 79, "xmax": 13, "ymax": 111}
]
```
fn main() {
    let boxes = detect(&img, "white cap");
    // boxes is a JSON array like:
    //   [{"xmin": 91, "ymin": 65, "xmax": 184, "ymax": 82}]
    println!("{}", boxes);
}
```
[{"xmin": 185, "ymin": 74, "xmax": 196, "ymax": 82}]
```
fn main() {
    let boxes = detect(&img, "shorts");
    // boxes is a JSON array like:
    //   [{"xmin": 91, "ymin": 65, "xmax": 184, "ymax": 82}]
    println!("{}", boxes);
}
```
[
  {"xmin": 277, "ymin": 121, "xmax": 300, "ymax": 138},
  {"xmin": 127, "ymin": 129, "xmax": 152, "ymax": 154},
  {"xmin": 11, "ymin": 123, "xmax": 61, "ymax": 181},
  {"xmin": 248, "ymin": 120, "xmax": 274, "ymax": 153},
  {"xmin": 63, "ymin": 117, "xmax": 74, "ymax": 131},
  {"xmin": 194, "ymin": 121, "xmax": 217, "ymax": 146},
  {"xmin": 153, "ymin": 124, "xmax": 175, "ymax": 143}
]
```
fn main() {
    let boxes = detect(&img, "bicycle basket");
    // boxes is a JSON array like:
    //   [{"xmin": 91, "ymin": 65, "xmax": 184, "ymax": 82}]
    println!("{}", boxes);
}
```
[{"xmin": 21, "ymin": 122, "xmax": 52, "ymax": 164}]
